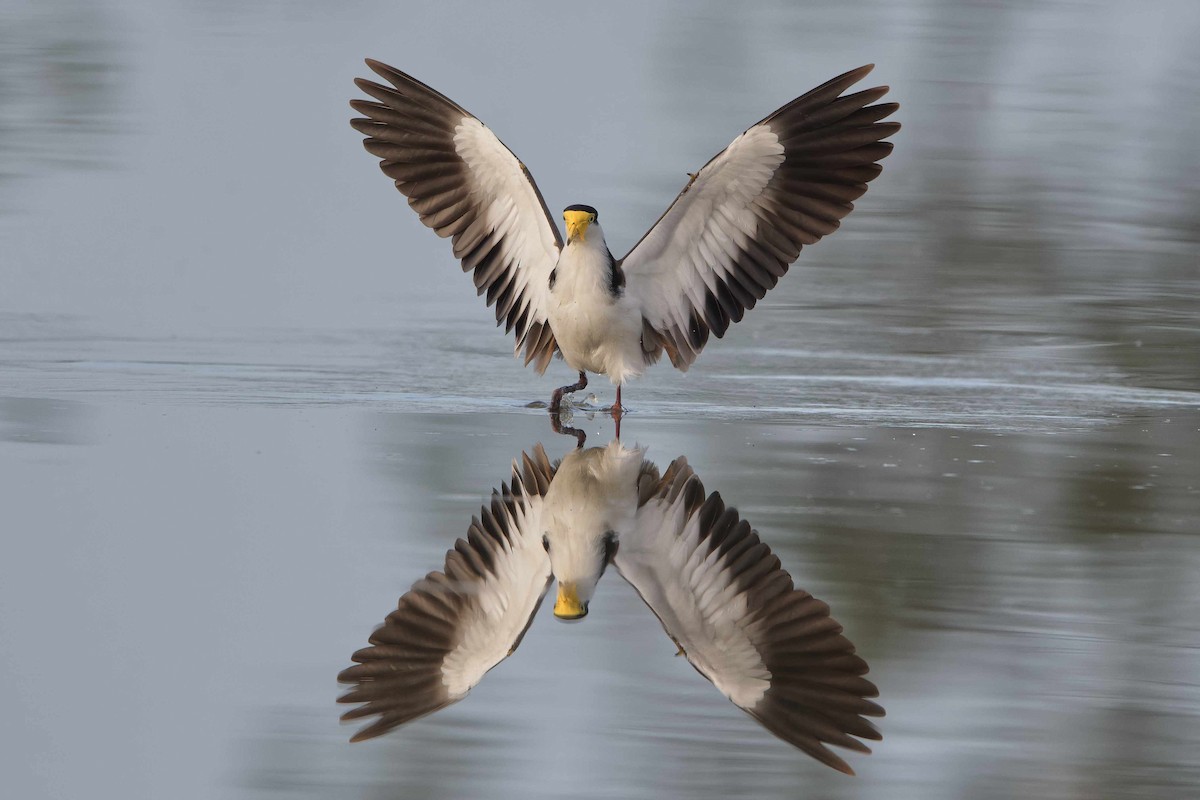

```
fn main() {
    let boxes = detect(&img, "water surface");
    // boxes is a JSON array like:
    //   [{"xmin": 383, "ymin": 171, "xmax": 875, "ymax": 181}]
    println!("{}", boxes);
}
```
[{"xmin": 2, "ymin": 1, "xmax": 1198, "ymax": 799}]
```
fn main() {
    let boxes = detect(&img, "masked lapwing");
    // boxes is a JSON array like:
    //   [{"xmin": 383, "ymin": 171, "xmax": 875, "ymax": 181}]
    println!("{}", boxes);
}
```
[
  {"xmin": 339, "ymin": 442, "xmax": 883, "ymax": 774},
  {"xmin": 350, "ymin": 61, "xmax": 898, "ymax": 414}
]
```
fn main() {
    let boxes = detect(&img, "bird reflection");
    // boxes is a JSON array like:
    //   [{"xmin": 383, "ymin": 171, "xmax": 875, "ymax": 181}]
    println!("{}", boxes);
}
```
[{"xmin": 339, "ymin": 434, "xmax": 883, "ymax": 775}]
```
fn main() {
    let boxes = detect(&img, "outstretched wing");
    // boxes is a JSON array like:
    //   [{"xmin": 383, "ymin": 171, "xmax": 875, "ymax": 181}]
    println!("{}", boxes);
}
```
[
  {"xmin": 338, "ymin": 447, "xmax": 557, "ymax": 741},
  {"xmin": 622, "ymin": 65, "xmax": 899, "ymax": 370},
  {"xmin": 617, "ymin": 457, "xmax": 884, "ymax": 774},
  {"xmin": 351, "ymin": 60, "xmax": 562, "ymax": 372}
]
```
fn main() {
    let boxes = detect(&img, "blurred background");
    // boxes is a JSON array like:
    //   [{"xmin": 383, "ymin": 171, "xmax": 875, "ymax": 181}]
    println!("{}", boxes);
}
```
[{"xmin": 1, "ymin": 1, "xmax": 1198, "ymax": 798}]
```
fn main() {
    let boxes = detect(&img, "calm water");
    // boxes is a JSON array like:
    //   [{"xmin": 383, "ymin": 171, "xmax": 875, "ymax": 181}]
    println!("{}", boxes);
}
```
[{"xmin": 2, "ymin": 1, "xmax": 1199, "ymax": 799}]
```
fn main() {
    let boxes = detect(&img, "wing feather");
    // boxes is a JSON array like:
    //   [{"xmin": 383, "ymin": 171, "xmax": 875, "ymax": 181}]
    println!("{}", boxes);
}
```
[
  {"xmin": 622, "ymin": 65, "xmax": 899, "ymax": 370},
  {"xmin": 616, "ymin": 458, "xmax": 883, "ymax": 774},
  {"xmin": 338, "ymin": 446, "xmax": 558, "ymax": 741},
  {"xmin": 351, "ymin": 60, "xmax": 562, "ymax": 373}
]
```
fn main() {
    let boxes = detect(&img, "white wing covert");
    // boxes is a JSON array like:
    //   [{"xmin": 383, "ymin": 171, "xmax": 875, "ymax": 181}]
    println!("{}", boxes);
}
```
[
  {"xmin": 338, "ymin": 447, "xmax": 557, "ymax": 741},
  {"xmin": 617, "ymin": 457, "xmax": 884, "ymax": 774},
  {"xmin": 622, "ymin": 65, "xmax": 899, "ymax": 370},
  {"xmin": 352, "ymin": 60, "xmax": 562, "ymax": 372}
]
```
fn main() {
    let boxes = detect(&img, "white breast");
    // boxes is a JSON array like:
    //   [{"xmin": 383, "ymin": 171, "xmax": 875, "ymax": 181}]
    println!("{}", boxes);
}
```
[
  {"xmin": 541, "ymin": 442, "xmax": 644, "ymax": 595},
  {"xmin": 547, "ymin": 244, "xmax": 645, "ymax": 385}
]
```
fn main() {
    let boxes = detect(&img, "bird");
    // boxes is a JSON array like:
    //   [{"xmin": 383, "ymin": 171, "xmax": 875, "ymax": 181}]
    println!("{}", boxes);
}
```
[
  {"xmin": 350, "ymin": 60, "xmax": 899, "ymax": 415},
  {"xmin": 338, "ymin": 440, "xmax": 884, "ymax": 775}
]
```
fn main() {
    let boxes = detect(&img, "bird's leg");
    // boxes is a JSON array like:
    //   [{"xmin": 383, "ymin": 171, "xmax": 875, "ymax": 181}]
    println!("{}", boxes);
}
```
[
  {"xmin": 550, "ymin": 371, "xmax": 588, "ymax": 414},
  {"xmin": 612, "ymin": 385, "xmax": 624, "ymax": 439},
  {"xmin": 550, "ymin": 414, "xmax": 586, "ymax": 448}
]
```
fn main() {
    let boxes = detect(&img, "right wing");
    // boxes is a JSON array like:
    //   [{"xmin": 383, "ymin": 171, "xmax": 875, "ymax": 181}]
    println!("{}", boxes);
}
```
[
  {"xmin": 620, "ymin": 66, "xmax": 898, "ymax": 370},
  {"xmin": 618, "ymin": 457, "xmax": 883, "ymax": 774},
  {"xmin": 338, "ymin": 447, "xmax": 557, "ymax": 741},
  {"xmin": 351, "ymin": 60, "xmax": 562, "ymax": 372}
]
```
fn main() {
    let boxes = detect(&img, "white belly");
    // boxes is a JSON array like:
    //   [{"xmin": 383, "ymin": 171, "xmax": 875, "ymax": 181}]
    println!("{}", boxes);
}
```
[{"xmin": 547, "ymin": 247, "xmax": 645, "ymax": 385}]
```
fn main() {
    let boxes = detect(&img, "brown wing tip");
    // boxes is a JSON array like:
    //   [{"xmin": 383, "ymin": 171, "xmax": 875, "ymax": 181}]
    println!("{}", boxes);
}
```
[
  {"xmin": 363, "ymin": 58, "xmax": 397, "ymax": 79},
  {"xmin": 877, "ymin": 121, "xmax": 902, "ymax": 137},
  {"xmin": 842, "ymin": 64, "xmax": 874, "ymax": 84},
  {"xmin": 353, "ymin": 76, "xmax": 382, "ymax": 93},
  {"xmin": 345, "ymin": 715, "xmax": 396, "ymax": 743},
  {"xmin": 806, "ymin": 64, "xmax": 879, "ymax": 104},
  {"xmin": 337, "ymin": 703, "xmax": 376, "ymax": 721}
]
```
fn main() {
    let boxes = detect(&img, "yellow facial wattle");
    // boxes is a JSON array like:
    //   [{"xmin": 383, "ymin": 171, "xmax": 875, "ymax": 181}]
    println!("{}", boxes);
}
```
[
  {"xmin": 553, "ymin": 581, "xmax": 587, "ymax": 619},
  {"xmin": 564, "ymin": 210, "xmax": 594, "ymax": 243}
]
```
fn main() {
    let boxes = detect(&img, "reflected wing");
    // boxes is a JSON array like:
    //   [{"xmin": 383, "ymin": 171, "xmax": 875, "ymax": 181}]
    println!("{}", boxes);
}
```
[
  {"xmin": 338, "ymin": 447, "xmax": 557, "ymax": 740},
  {"xmin": 351, "ymin": 60, "xmax": 561, "ymax": 372},
  {"xmin": 617, "ymin": 457, "xmax": 883, "ymax": 774},
  {"xmin": 622, "ymin": 66, "xmax": 898, "ymax": 370}
]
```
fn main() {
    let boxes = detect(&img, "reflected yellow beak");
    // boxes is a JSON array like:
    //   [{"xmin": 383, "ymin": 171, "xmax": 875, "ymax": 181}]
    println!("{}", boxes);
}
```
[
  {"xmin": 553, "ymin": 582, "xmax": 588, "ymax": 620},
  {"xmin": 564, "ymin": 211, "xmax": 592, "ymax": 244}
]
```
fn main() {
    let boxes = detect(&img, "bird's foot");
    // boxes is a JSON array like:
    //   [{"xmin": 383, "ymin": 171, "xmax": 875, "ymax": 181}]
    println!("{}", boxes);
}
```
[
  {"xmin": 605, "ymin": 386, "xmax": 626, "ymax": 419},
  {"xmin": 549, "ymin": 371, "xmax": 588, "ymax": 415},
  {"xmin": 550, "ymin": 413, "xmax": 586, "ymax": 448}
]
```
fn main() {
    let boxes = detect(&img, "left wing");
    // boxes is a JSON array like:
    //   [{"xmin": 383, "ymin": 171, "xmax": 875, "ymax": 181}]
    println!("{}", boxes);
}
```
[
  {"xmin": 351, "ymin": 60, "xmax": 562, "ymax": 372},
  {"xmin": 338, "ymin": 447, "xmax": 557, "ymax": 741},
  {"xmin": 621, "ymin": 65, "xmax": 899, "ymax": 370},
  {"xmin": 618, "ymin": 457, "xmax": 883, "ymax": 774}
]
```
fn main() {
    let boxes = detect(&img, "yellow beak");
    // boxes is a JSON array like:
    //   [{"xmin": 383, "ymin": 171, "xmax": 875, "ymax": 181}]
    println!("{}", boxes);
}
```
[
  {"xmin": 564, "ymin": 211, "xmax": 592, "ymax": 244},
  {"xmin": 553, "ymin": 582, "xmax": 588, "ymax": 620}
]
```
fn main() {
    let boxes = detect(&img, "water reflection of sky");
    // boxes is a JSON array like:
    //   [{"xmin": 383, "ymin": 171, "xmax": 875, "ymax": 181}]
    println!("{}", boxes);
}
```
[{"xmin": 1, "ymin": 1, "xmax": 1199, "ymax": 799}]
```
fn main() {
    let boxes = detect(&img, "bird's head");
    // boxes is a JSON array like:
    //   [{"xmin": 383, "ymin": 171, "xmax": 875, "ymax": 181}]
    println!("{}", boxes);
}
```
[
  {"xmin": 545, "ymin": 530, "xmax": 619, "ymax": 621},
  {"xmin": 563, "ymin": 204, "xmax": 603, "ymax": 247},
  {"xmin": 541, "ymin": 441, "xmax": 642, "ymax": 621}
]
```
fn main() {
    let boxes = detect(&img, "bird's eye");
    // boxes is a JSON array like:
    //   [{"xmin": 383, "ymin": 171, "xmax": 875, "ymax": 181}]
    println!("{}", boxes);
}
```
[
  {"xmin": 602, "ymin": 532, "xmax": 618, "ymax": 564},
  {"xmin": 542, "ymin": 535, "xmax": 550, "ymax": 552}
]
